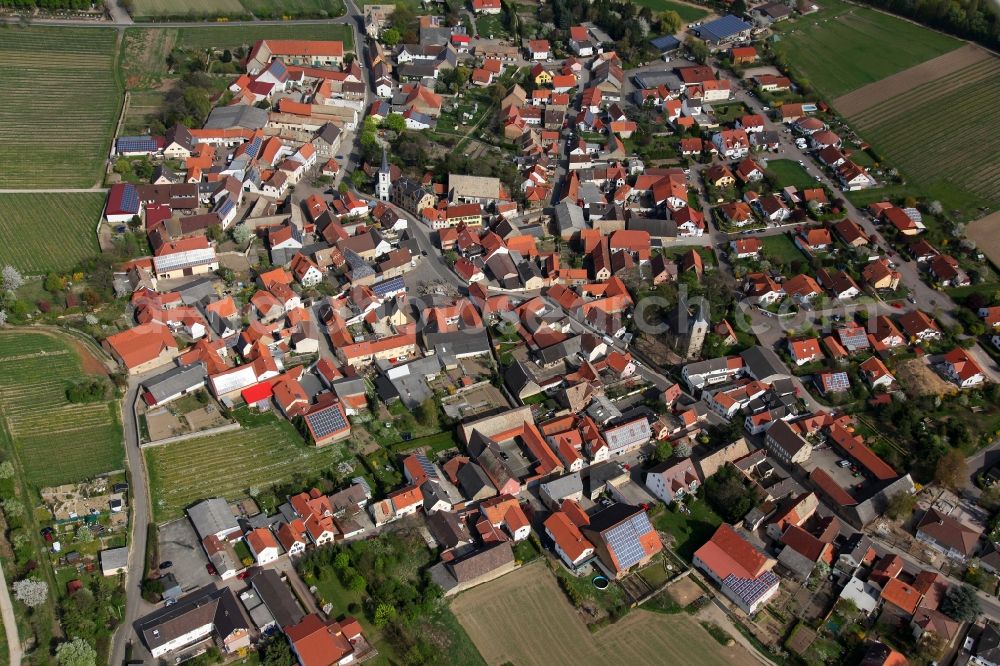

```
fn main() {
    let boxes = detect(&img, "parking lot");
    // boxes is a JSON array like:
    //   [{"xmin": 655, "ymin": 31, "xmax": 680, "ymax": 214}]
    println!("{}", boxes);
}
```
[
  {"xmin": 801, "ymin": 444, "xmax": 871, "ymax": 494},
  {"xmin": 157, "ymin": 518, "xmax": 213, "ymax": 593}
]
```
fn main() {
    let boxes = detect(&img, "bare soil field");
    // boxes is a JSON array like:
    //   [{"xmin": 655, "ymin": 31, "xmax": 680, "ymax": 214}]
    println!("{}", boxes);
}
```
[
  {"xmin": 967, "ymin": 210, "xmax": 1000, "ymax": 267},
  {"xmin": 667, "ymin": 576, "xmax": 704, "ymax": 606},
  {"xmin": 452, "ymin": 562, "xmax": 753, "ymax": 666},
  {"xmin": 834, "ymin": 44, "xmax": 991, "ymax": 116},
  {"xmin": 896, "ymin": 358, "xmax": 955, "ymax": 398}
]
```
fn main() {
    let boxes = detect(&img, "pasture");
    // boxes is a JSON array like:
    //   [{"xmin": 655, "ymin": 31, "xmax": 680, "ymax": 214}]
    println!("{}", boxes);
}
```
[
  {"xmin": 633, "ymin": 0, "xmax": 710, "ymax": 21},
  {"xmin": 128, "ymin": 0, "xmax": 246, "ymax": 19},
  {"xmin": 145, "ymin": 417, "xmax": 346, "ymax": 522},
  {"xmin": 0, "ymin": 27, "xmax": 122, "ymax": 189},
  {"xmin": 452, "ymin": 562, "xmax": 753, "ymax": 666},
  {"xmin": 0, "ymin": 194, "xmax": 103, "ymax": 274},
  {"xmin": 0, "ymin": 331, "xmax": 123, "ymax": 488},
  {"xmin": 847, "ymin": 55, "xmax": 1000, "ymax": 211},
  {"xmin": 772, "ymin": 0, "xmax": 959, "ymax": 99}
]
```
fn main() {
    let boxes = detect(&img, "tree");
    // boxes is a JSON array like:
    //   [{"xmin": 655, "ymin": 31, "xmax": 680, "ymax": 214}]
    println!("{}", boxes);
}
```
[
  {"xmin": 653, "ymin": 440, "xmax": 674, "ymax": 463},
  {"xmin": 56, "ymin": 637, "xmax": 97, "ymax": 666},
  {"xmin": 731, "ymin": 0, "xmax": 747, "ymax": 16},
  {"xmin": 934, "ymin": 449, "xmax": 968, "ymax": 491},
  {"xmin": 659, "ymin": 10, "xmax": 681, "ymax": 34},
  {"xmin": 0, "ymin": 311, "xmax": 7, "ymax": 327},
  {"xmin": 941, "ymin": 584, "xmax": 981, "ymax": 622},
  {"xmin": 231, "ymin": 224, "xmax": 252, "ymax": 246},
  {"xmin": 0, "ymin": 461, "xmax": 13, "ymax": 479},
  {"xmin": 75, "ymin": 525, "xmax": 94, "ymax": 543},
  {"xmin": 415, "ymin": 399, "xmax": 439, "ymax": 429},
  {"xmin": 13, "ymin": 578, "xmax": 48, "ymax": 607},
  {"xmin": 885, "ymin": 491, "xmax": 917, "ymax": 520},
  {"xmin": 374, "ymin": 602, "xmax": 396, "ymax": 627},
  {"xmin": 2, "ymin": 499, "xmax": 24, "ymax": 519},
  {"xmin": 44, "ymin": 272, "xmax": 65, "ymax": 293},
  {"xmin": 261, "ymin": 634, "xmax": 295, "ymax": 666},
  {"xmin": 2, "ymin": 265, "xmax": 24, "ymax": 292},
  {"xmin": 382, "ymin": 27, "xmax": 401, "ymax": 46},
  {"xmin": 384, "ymin": 113, "xmax": 406, "ymax": 134},
  {"xmin": 685, "ymin": 37, "xmax": 709, "ymax": 64},
  {"xmin": 674, "ymin": 441, "xmax": 692, "ymax": 458},
  {"xmin": 348, "ymin": 574, "xmax": 366, "ymax": 592}
]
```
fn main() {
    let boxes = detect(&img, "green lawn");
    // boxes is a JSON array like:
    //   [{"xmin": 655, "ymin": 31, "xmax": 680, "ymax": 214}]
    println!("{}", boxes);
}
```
[
  {"xmin": 761, "ymin": 233, "xmax": 806, "ymax": 266},
  {"xmin": 145, "ymin": 414, "xmax": 351, "ymax": 522},
  {"xmin": 773, "ymin": 0, "xmax": 960, "ymax": 98},
  {"xmin": 653, "ymin": 498, "xmax": 722, "ymax": 561},
  {"xmin": 711, "ymin": 101, "xmax": 749, "ymax": 124},
  {"xmin": 767, "ymin": 159, "xmax": 817, "ymax": 190},
  {"xmin": 0, "ymin": 331, "xmax": 123, "ymax": 488},
  {"xmin": 389, "ymin": 430, "xmax": 460, "ymax": 456},
  {"xmin": 0, "ymin": 27, "xmax": 122, "ymax": 188},
  {"xmin": 633, "ymin": 0, "xmax": 709, "ymax": 21},
  {"xmin": 0, "ymin": 193, "xmax": 104, "ymax": 274},
  {"xmin": 475, "ymin": 13, "xmax": 509, "ymax": 39}
]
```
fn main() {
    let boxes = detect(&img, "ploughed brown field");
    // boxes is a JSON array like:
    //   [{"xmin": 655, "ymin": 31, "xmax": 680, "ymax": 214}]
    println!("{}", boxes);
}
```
[{"xmin": 833, "ymin": 44, "xmax": 991, "ymax": 116}]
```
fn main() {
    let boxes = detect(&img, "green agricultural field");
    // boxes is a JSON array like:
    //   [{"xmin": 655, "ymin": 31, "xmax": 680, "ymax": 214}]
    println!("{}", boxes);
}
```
[
  {"xmin": 0, "ymin": 331, "xmax": 123, "ymax": 488},
  {"xmin": 766, "ymin": 158, "xmax": 816, "ymax": 190},
  {"xmin": 145, "ymin": 417, "xmax": 348, "ymax": 522},
  {"xmin": 129, "ymin": 0, "xmax": 247, "ymax": 19},
  {"xmin": 175, "ymin": 23, "xmax": 354, "ymax": 51},
  {"xmin": 240, "ymin": 0, "xmax": 345, "ymax": 19},
  {"xmin": 633, "ymin": 0, "xmax": 709, "ymax": 22},
  {"xmin": 0, "ymin": 194, "xmax": 103, "ymax": 274},
  {"xmin": 848, "ymin": 57, "xmax": 1000, "ymax": 211},
  {"xmin": 0, "ymin": 27, "xmax": 122, "ymax": 189},
  {"xmin": 772, "ymin": 0, "xmax": 959, "ymax": 98}
]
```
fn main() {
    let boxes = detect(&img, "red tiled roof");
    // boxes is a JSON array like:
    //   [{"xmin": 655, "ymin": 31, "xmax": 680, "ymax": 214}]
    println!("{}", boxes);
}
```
[{"xmin": 694, "ymin": 523, "xmax": 769, "ymax": 580}]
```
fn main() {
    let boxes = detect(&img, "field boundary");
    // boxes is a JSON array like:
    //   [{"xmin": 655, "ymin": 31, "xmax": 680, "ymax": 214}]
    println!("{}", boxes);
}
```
[
  {"xmin": 140, "ymin": 422, "xmax": 241, "ymax": 448},
  {"xmin": 832, "ymin": 43, "xmax": 993, "ymax": 115}
]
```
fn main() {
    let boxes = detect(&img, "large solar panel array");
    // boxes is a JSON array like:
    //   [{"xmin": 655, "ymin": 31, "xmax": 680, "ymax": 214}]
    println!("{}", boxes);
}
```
[
  {"xmin": 117, "ymin": 136, "xmax": 158, "ymax": 154},
  {"xmin": 119, "ymin": 184, "xmax": 139, "ymax": 213},
  {"xmin": 723, "ymin": 571, "xmax": 779, "ymax": 606},
  {"xmin": 306, "ymin": 404, "xmax": 348, "ymax": 439},
  {"xmin": 372, "ymin": 276, "xmax": 405, "ymax": 298},
  {"xmin": 822, "ymin": 372, "xmax": 850, "ymax": 392},
  {"xmin": 604, "ymin": 511, "xmax": 654, "ymax": 571},
  {"xmin": 153, "ymin": 246, "xmax": 214, "ymax": 272}
]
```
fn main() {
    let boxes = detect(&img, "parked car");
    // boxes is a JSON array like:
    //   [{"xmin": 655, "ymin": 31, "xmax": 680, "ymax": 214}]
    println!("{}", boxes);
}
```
[
  {"xmin": 206, "ymin": 563, "xmax": 217, "ymax": 576},
  {"xmin": 159, "ymin": 561, "xmax": 172, "ymax": 569}
]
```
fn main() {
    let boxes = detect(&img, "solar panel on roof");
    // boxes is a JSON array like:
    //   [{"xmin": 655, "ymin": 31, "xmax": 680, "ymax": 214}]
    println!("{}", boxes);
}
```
[
  {"xmin": 306, "ymin": 405, "xmax": 348, "ymax": 439},
  {"xmin": 120, "ymin": 184, "xmax": 139, "ymax": 213},
  {"xmin": 117, "ymin": 136, "xmax": 158, "ymax": 154},
  {"xmin": 823, "ymin": 372, "xmax": 850, "ymax": 391},
  {"xmin": 416, "ymin": 454, "xmax": 439, "ymax": 479},
  {"xmin": 372, "ymin": 276, "xmax": 405, "ymax": 297},
  {"xmin": 603, "ymin": 511, "xmax": 654, "ymax": 571},
  {"xmin": 723, "ymin": 571, "xmax": 778, "ymax": 605}
]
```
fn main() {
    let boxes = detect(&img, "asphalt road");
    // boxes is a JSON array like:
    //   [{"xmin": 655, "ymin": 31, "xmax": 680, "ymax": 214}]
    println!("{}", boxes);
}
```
[{"xmin": 109, "ymin": 379, "xmax": 153, "ymax": 666}]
